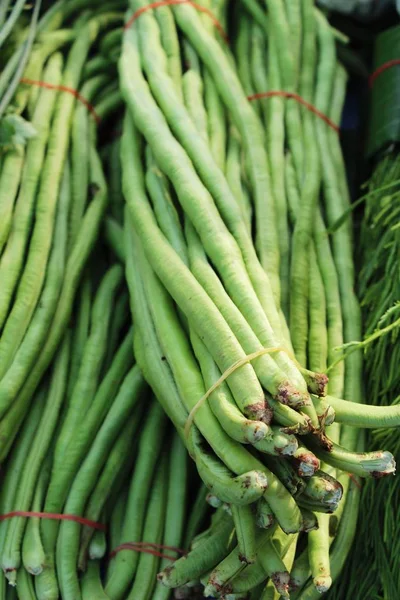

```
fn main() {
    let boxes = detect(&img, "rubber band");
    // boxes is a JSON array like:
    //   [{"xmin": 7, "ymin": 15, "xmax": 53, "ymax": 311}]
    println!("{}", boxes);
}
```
[
  {"xmin": 0, "ymin": 511, "xmax": 106, "ymax": 530},
  {"xmin": 20, "ymin": 78, "xmax": 101, "ymax": 124},
  {"xmin": 124, "ymin": 0, "xmax": 229, "ymax": 44},
  {"xmin": 247, "ymin": 91, "xmax": 339, "ymax": 133},
  {"xmin": 184, "ymin": 346, "xmax": 292, "ymax": 438},
  {"xmin": 109, "ymin": 541, "xmax": 187, "ymax": 561},
  {"xmin": 369, "ymin": 59, "xmax": 400, "ymax": 88}
]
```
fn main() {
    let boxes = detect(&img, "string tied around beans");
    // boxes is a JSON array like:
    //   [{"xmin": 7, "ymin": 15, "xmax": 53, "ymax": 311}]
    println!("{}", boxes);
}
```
[
  {"xmin": 184, "ymin": 346, "xmax": 303, "ymax": 438},
  {"xmin": 0, "ymin": 511, "xmax": 106, "ymax": 530},
  {"xmin": 369, "ymin": 58, "xmax": 400, "ymax": 87},
  {"xmin": 109, "ymin": 542, "xmax": 187, "ymax": 562},
  {"xmin": 247, "ymin": 91, "xmax": 340, "ymax": 133},
  {"xmin": 19, "ymin": 78, "xmax": 101, "ymax": 123},
  {"xmin": 123, "ymin": 0, "xmax": 229, "ymax": 44}
]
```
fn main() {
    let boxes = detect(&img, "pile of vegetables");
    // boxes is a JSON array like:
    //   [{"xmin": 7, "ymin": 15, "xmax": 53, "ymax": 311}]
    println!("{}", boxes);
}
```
[{"xmin": 0, "ymin": 1, "xmax": 399, "ymax": 599}]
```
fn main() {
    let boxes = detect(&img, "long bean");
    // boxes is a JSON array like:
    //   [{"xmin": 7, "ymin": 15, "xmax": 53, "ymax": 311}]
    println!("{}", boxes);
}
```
[
  {"xmin": 77, "ymin": 407, "xmax": 139, "ymax": 570},
  {"xmin": 154, "ymin": 3, "xmax": 182, "ymax": 95},
  {"xmin": 88, "ymin": 529, "xmax": 107, "ymax": 561},
  {"xmin": 66, "ymin": 276, "xmax": 92, "ymax": 401},
  {"xmin": 105, "ymin": 402, "xmax": 167, "ymax": 600},
  {"xmin": 190, "ymin": 330, "xmax": 271, "ymax": 445},
  {"xmin": 119, "ymin": 105, "xmax": 266, "ymax": 419},
  {"xmin": 265, "ymin": 27, "xmax": 290, "ymax": 318},
  {"xmin": 126, "ymin": 194, "xmax": 301, "ymax": 533},
  {"xmin": 1, "ymin": 334, "xmax": 70, "ymax": 579},
  {"xmin": 204, "ymin": 69, "xmax": 226, "ymax": 172},
  {"xmin": 126, "ymin": 454, "xmax": 168, "ymax": 600},
  {"xmin": 0, "ymin": 53, "xmax": 62, "ymax": 335},
  {"xmin": 158, "ymin": 511, "xmax": 234, "ymax": 589},
  {"xmin": 0, "ymin": 148, "xmax": 24, "ymax": 256},
  {"xmin": 152, "ymin": 432, "xmax": 187, "ymax": 600},
  {"xmin": 318, "ymin": 31, "xmax": 362, "ymax": 411},
  {"xmin": 0, "ymin": 389, "xmax": 46, "ymax": 561},
  {"xmin": 169, "ymin": 1, "xmax": 280, "ymax": 300},
  {"xmin": 191, "ymin": 430, "xmax": 268, "ymax": 506},
  {"xmin": 231, "ymin": 505, "xmax": 257, "ymax": 565},
  {"xmin": 22, "ymin": 469, "xmax": 48, "ymax": 577},
  {"xmin": 124, "ymin": 20, "xmax": 314, "ymax": 405},
  {"xmin": 53, "ymin": 264, "xmax": 123, "ymax": 463},
  {"xmin": 125, "ymin": 217, "xmax": 188, "ymax": 436},
  {"xmin": 69, "ymin": 74, "xmax": 110, "ymax": 247},
  {"xmin": 289, "ymin": 0, "xmax": 319, "ymax": 367},
  {"xmin": 0, "ymin": 0, "xmax": 29, "ymax": 49},
  {"xmin": 0, "ymin": 22, "xmax": 99, "ymax": 369},
  {"xmin": 182, "ymin": 41, "xmax": 209, "ymax": 143},
  {"xmin": 35, "ymin": 329, "xmax": 133, "ymax": 589},
  {"xmin": 306, "ymin": 440, "xmax": 395, "ymax": 478},
  {"xmin": 185, "ymin": 207, "xmax": 312, "ymax": 416},
  {"xmin": 56, "ymin": 369, "xmax": 145, "ymax": 600},
  {"xmin": 131, "ymin": 4, "xmax": 298, "ymax": 364},
  {"xmin": 183, "ymin": 485, "xmax": 208, "ymax": 550},
  {"xmin": 135, "ymin": 234, "xmax": 269, "ymax": 464},
  {"xmin": 0, "ymin": 158, "xmax": 71, "ymax": 418},
  {"xmin": 315, "ymin": 396, "xmax": 400, "ymax": 429},
  {"xmin": 126, "ymin": 12, "xmax": 284, "ymax": 339},
  {"xmin": 225, "ymin": 126, "xmax": 251, "ymax": 231},
  {"xmin": 81, "ymin": 561, "xmax": 109, "ymax": 600},
  {"xmin": 203, "ymin": 528, "xmax": 273, "ymax": 597},
  {"xmin": 235, "ymin": 10, "xmax": 256, "ymax": 99},
  {"xmin": 15, "ymin": 568, "xmax": 36, "ymax": 600}
]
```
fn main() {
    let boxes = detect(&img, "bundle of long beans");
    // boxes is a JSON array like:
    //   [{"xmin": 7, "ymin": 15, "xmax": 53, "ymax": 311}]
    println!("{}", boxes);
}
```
[
  {"xmin": 114, "ymin": 1, "xmax": 399, "ymax": 598},
  {"xmin": 1, "ymin": 8, "xmax": 201, "ymax": 599},
  {"xmin": 0, "ymin": 0, "xmax": 125, "ymax": 463},
  {"xmin": 0, "ymin": 1, "xmax": 399, "ymax": 599}
]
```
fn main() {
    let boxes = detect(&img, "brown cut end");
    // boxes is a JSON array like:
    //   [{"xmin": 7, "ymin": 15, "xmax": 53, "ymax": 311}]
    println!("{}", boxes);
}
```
[
  {"xmin": 207, "ymin": 577, "xmax": 232, "ymax": 596},
  {"xmin": 271, "ymin": 571, "xmax": 291, "ymax": 597},
  {"xmin": 314, "ymin": 575, "xmax": 333, "ymax": 592},
  {"xmin": 318, "ymin": 406, "xmax": 335, "ymax": 429},
  {"xmin": 313, "ymin": 373, "xmax": 329, "ymax": 397},
  {"xmin": 245, "ymin": 401, "xmax": 268, "ymax": 421},
  {"xmin": 158, "ymin": 566, "xmax": 173, "ymax": 582},
  {"xmin": 371, "ymin": 470, "xmax": 388, "ymax": 479},
  {"xmin": 282, "ymin": 418, "xmax": 313, "ymax": 436},
  {"xmin": 292, "ymin": 453, "xmax": 320, "ymax": 477},
  {"xmin": 262, "ymin": 400, "xmax": 274, "ymax": 424},
  {"xmin": 241, "ymin": 475, "xmax": 253, "ymax": 489},
  {"xmin": 238, "ymin": 553, "xmax": 255, "ymax": 565},
  {"xmin": 315, "ymin": 429, "xmax": 334, "ymax": 451},
  {"xmin": 275, "ymin": 384, "xmax": 308, "ymax": 409}
]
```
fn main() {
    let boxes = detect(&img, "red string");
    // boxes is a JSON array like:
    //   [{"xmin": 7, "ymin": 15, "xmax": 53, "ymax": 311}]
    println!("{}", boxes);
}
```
[
  {"xmin": 247, "ymin": 90, "xmax": 339, "ymax": 133},
  {"xmin": 369, "ymin": 59, "xmax": 400, "ymax": 88},
  {"xmin": 0, "ymin": 511, "xmax": 106, "ymax": 530},
  {"xmin": 124, "ymin": 0, "xmax": 229, "ymax": 44},
  {"xmin": 20, "ymin": 78, "xmax": 101, "ymax": 124},
  {"xmin": 348, "ymin": 473, "xmax": 362, "ymax": 490},
  {"xmin": 109, "ymin": 541, "xmax": 187, "ymax": 561}
]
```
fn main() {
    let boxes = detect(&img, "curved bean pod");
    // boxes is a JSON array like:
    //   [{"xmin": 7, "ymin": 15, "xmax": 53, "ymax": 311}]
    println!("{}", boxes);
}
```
[
  {"xmin": 104, "ymin": 402, "xmax": 166, "ymax": 600},
  {"xmin": 0, "ymin": 54, "xmax": 62, "ymax": 335},
  {"xmin": 158, "ymin": 511, "xmax": 234, "ymax": 589}
]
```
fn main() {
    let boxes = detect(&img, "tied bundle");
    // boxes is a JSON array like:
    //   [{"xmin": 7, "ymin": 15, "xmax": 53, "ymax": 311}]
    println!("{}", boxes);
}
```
[
  {"xmin": 0, "ymin": 1, "xmax": 399, "ymax": 599},
  {"xmin": 115, "ymin": 1, "xmax": 398, "ymax": 599}
]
